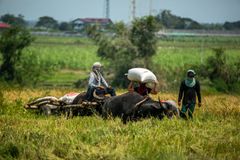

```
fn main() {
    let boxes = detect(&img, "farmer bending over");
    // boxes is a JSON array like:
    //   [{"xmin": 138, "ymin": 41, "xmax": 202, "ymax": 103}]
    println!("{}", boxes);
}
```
[{"xmin": 85, "ymin": 62, "xmax": 116, "ymax": 101}]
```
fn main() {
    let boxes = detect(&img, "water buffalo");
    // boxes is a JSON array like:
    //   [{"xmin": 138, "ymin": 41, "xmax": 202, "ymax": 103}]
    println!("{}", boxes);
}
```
[{"xmin": 102, "ymin": 92, "xmax": 179, "ymax": 123}]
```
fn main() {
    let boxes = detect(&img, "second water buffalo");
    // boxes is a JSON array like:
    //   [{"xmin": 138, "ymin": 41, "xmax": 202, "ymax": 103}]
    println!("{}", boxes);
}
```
[{"xmin": 102, "ymin": 92, "xmax": 179, "ymax": 123}]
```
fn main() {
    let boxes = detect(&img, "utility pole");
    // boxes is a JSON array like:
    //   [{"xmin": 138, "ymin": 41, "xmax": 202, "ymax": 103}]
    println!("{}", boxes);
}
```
[
  {"xmin": 131, "ymin": 0, "xmax": 136, "ymax": 21},
  {"xmin": 105, "ymin": 0, "xmax": 110, "ymax": 19},
  {"xmin": 149, "ymin": 0, "xmax": 152, "ymax": 15}
]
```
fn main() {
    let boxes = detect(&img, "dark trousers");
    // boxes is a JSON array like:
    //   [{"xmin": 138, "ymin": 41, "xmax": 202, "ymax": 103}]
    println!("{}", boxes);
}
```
[
  {"xmin": 85, "ymin": 86, "xmax": 116, "ymax": 101},
  {"xmin": 180, "ymin": 103, "xmax": 196, "ymax": 120}
]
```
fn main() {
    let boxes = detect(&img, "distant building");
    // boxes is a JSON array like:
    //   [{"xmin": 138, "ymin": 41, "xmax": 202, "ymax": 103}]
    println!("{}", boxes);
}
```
[
  {"xmin": 72, "ymin": 18, "xmax": 113, "ymax": 31},
  {"xmin": 0, "ymin": 22, "xmax": 10, "ymax": 31}
]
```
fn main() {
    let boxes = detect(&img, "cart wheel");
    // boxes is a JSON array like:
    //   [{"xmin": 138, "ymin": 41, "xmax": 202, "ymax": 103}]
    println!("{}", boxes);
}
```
[{"xmin": 40, "ymin": 105, "xmax": 52, "ymax": 116}]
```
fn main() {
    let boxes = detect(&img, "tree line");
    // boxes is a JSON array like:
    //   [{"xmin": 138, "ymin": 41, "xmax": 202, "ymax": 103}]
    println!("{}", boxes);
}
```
[
  {"xmin": 0, "ymin": 14, "xmax": 239, "ymax": 92},
  {"xmin": 1, "ymin": 11, "xmax": 240, "ymax": 31},
  {"xmin": 0, "ymin": 14, "xmax": 71, "ymax": 31}
]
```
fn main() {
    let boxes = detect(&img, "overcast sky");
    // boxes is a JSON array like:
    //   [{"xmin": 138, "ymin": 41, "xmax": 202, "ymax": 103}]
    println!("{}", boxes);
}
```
[{"xmin": 0, "ymin": 0, "xmax": 240, "ymax": 23}]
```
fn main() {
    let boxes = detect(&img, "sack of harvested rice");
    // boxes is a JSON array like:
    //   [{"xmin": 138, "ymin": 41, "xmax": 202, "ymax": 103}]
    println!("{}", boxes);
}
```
[{"xmin": 126, "ymin": 68, "xmax": 157, "ymax": 83}]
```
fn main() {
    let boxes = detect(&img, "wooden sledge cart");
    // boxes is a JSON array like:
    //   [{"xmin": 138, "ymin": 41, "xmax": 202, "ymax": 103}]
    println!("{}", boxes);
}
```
[{"xmin": 24, "ymin": 91, "xmax": 106, "ymax": 117}]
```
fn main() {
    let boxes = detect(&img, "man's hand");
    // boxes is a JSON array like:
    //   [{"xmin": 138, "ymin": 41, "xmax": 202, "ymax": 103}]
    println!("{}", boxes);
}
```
[
  {"xmin": 178, "ymin": 101, "xmax": 181, "ymax": 106},
  {"xmin": 198, "ymin": 103, "xmax": 202, "ymax": 107},
  {"xmin": 98, "ymin": 86, "xmax": 105, "ymax": 90}
]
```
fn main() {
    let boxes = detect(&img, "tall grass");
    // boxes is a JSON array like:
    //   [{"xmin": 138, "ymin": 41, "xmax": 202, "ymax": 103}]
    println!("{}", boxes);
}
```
[
  {"xmin": 17, "ymin": 35, "xmax": 240, "ymax": 88},
  {"xmin": 27, "ymin": 35, "xmax": 240, "ymax": 71},
  {"xmin": 0, "ymin": 88, "xmax": 240, "ymax": 159},
  {"xmin": 27, "ymin": 44, "xmax": 100, "ymax": 70},
  {"xmin": 1, "ymin": 36, "xmax": 239, "ymax": 159}
]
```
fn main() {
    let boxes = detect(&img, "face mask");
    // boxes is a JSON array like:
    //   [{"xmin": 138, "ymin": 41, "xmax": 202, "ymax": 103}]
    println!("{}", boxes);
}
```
[
  {"xmin": 93, "ymin": 66, "xmax": 101, "ymax": 72},
  {"xmin": 185, "ymin": 77, "xmax": 196, "ymax": 87},
  {"xmin": 187, "ymin": 77, "xmax": 193, "ymax": 81}
]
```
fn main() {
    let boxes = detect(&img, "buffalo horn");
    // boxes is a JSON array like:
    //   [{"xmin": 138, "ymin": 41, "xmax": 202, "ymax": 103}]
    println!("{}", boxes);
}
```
[
  {"xmin": 93, "ymin": 90, "xmax": 105, "ymax": 100},
  {"xmin": 134, "ymin": 96, "xmax": 149, "ymax": 108}
]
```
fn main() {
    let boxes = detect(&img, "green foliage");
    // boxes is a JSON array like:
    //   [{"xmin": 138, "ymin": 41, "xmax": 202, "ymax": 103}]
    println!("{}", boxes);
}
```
[
  {"xmin": 0, "ymin": 26, "xmax": 33, "ymax": 82},
  {"xmin": 223, "ymin": 20, "xmax": 240, "ymax": 30},
  {"xmin": 35, "ymin": 16, "xmax": 58, "ymax": 30},
  {"xmin": 98, "ymin": 36, "xmax": 138, "ymax": 87},
  {"xmin": 59, "ymin": 22, "xmax": 72, "ymax": 31},
  {"xmin": 15, "ymin": 49, "xmax": 55, "ymax": 86},
  {"xmin": 0, "ymin": 13, "xmax": 26, "ymax": 27},
  {"xmin": 130, "ymin": 16, "xmax": 160, "ymax": 61},
  {"xmin": 29, "ymin": 43, "xmax": 99, "ymax": 70},
  {"xmin": 86, "ymin": 25, "xmax": 138, "ymax": 87},
  {"xmin": 156, "ymin": 10, "xmax": 202, "ymax": 29},
  {"xmin": 86, "ymin": 16, "xmax": 160, "ymax": 86},
  {"xmin": 113, "ymin": 21, "xmax": 129, "ymax": 37},
  {"xmin": 196, "ymin": 48, "xmax": 240, "ymax": 93},
  {"xmin": 108, "ymin": 37, "xmax": 138, "ymax": 87},
  {"xmin": 0, "ymin": 142, "xmax": 20, "ymax": 159},
  {"xmin": 4, "ymin": 35, "xmax": 239, "ymax": 89},
  {"xmin": 0, "ymin": 88, "xmax": 240, "ymax": 159}
]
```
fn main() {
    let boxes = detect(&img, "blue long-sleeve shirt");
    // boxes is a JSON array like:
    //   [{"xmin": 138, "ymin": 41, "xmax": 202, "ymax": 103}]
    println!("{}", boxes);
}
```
[{"xmin": 88, "ymin": 71, "xmax": 109, "ymax": 88}]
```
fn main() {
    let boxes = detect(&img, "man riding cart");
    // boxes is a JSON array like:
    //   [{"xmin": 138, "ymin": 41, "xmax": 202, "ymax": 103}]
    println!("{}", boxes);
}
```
[
  {"xmin": 25, "ymin": 62, "xmax": 116, "ymax": 116},
  {"xmin": 84, "ymin": 62, "xmax": 116, "ymax": 101}
]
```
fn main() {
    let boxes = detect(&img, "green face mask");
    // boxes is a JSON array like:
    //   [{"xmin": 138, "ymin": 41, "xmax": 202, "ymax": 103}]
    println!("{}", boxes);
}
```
[
  {"xmin": 187, "ymin": 77, "xmax": 193, "ymax": 81},
  {"xmin": 185, "ymin": 77, "xmax": 196, "ymax": 87}
]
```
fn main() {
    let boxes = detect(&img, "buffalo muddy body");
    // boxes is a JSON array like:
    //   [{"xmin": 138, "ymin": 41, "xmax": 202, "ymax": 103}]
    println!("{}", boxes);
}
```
[{"xmin": 102, "ymin": 92, "xmax": 179, "ymax": 123}]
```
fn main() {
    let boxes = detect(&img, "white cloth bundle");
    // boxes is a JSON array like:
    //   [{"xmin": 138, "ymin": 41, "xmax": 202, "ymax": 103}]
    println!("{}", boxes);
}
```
[{"xmin": 59, "ymin": 92, "xmax": 79, "ymax": 104}]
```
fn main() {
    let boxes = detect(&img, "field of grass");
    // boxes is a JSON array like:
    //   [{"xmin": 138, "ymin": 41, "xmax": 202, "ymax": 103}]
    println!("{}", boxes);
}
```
[
  {"xmin": 0, "ymin": 87, "xmax": 240, "ymax": 159},
  {"xmin": 1, "ymin": 35, "xmax": 240, "ymax": 159},
  {"xmin": 20, "ymin": 35, "xmax": 240, "ymax": 88},
  {"xmin": 29, "ymin": 42, "xmax": 99, "ymax": 71},
  {"xmin": 157, "ymin": 36, "xmax": 240, "ymax": 49}
]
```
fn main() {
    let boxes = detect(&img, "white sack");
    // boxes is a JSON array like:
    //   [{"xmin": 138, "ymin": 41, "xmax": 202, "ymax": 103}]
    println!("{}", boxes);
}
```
[
  {"xmin": 59, "ymin": 92, "xmax": 79, "ymax": 104},
  {"xmin": 126, "ymin": 68, "xmax": 157, "ymax": 83}
]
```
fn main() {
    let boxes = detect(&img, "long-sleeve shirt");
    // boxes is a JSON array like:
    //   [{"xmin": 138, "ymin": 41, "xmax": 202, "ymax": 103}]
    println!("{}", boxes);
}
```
[
  {"xmin": 178, "ymin": 80, "xmax": 201, "ymax": 105},
  {"xmin": 134, "ymin": 86, "xmax": 152, "ymax": 96},
  {"xmin": 88, "ymin": 71, "xmax": 108, "ymax": 88}
]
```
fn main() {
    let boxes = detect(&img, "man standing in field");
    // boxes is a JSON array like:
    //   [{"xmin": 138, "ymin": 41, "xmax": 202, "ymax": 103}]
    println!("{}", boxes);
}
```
[
  {"xmin": 85, "ymin": 62, "xmax": 116, "ymax": 101},
  {"xmin": 178, "ymin": 69, "xmax": 201, "ymax": 119}
]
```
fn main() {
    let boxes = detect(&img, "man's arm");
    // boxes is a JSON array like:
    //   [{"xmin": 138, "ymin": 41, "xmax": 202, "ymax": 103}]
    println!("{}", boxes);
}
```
[
  {"xmin": 100, "ymin": 74, "xmax": 109, "ymax": 88},
  {"xmin": 178, "ymin": 81, "xmax": 184, "ymax": 105},
  {"xmin": 150, "ymin": 82, "xmax": 158, "ymax": 95},
  {"xmin": 128, "ymin": 81, "xmax": 134, "ymax": 92},
  {"xmin": 196, "ymin": 81, "xmax": 202, "ymax": 107}
]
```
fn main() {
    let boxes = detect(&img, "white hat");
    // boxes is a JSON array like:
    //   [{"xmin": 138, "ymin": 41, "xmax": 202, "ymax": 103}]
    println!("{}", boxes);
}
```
[
  {"xmin": 187, "ymin": 69, "xmax": 196, "ymax": 77},
  {"xmin": 187, "ymin": 69, "xmax": 196, "ymax": 75},
  {"xmin": 92, "ymin": 62, "xmax": 102, "ymax": 67}
]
